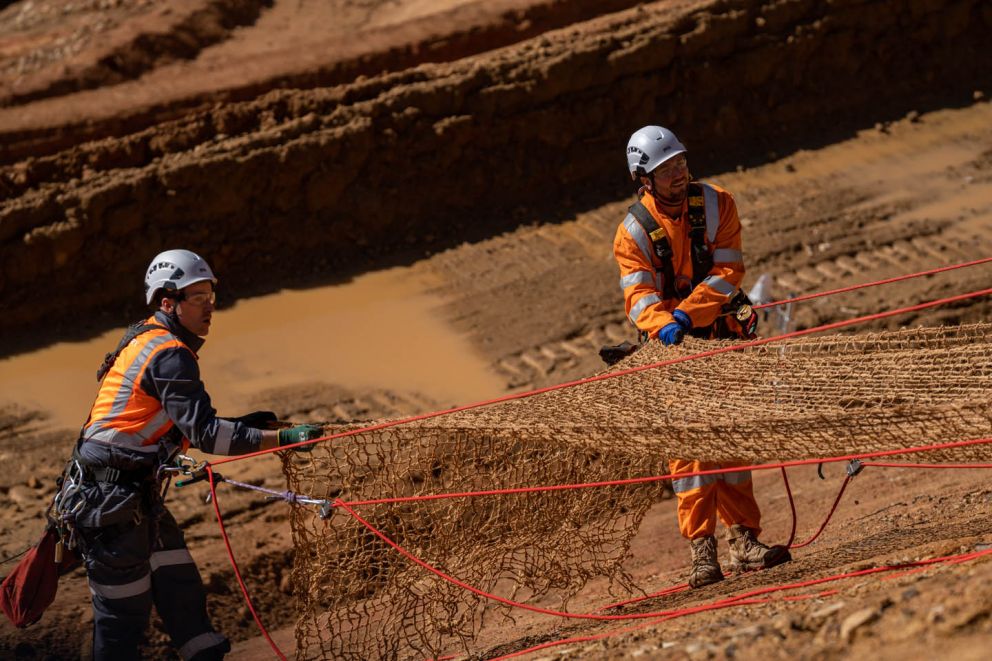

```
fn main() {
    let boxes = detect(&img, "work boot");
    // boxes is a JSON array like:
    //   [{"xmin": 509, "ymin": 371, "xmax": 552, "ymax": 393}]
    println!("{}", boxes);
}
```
[
  {"xmin": 726, "ymin": 524, "xmax": 792, "ymax": 573},
  {"xmin": 688, "ymin": 535, "xmax": 725, "ymax": 588}
]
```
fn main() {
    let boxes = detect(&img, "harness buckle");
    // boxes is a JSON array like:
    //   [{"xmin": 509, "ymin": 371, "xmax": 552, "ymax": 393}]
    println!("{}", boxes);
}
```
[
  {"xmin": 846, "ymin": 459, "xmax": 864, "ymax": 478},
  {"xmin": 172, "ymin": 454, "xmax": 210, "ymax": 488}
]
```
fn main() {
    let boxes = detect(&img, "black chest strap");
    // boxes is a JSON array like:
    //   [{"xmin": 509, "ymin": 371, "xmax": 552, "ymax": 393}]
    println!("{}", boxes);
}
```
[
  {"xmin": 628, "ymin": 200, "xmax": 677, "ymax": 299},
  {"xmin": 686, "ymin": 182, "xmax": 714, "ymax": 285},
  {"xmin": 628, "ymin": 181, "xmax": 714, "ymax": 299},
  {"xmin": 95, "ymin": 322, "xmax": 167, "ymax": 382}
]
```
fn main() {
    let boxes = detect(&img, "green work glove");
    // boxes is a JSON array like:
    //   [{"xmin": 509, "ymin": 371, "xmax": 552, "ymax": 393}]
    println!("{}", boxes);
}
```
[{"xmin": 277, "ymin": 424, "xmax": 323, "ymax": 452}]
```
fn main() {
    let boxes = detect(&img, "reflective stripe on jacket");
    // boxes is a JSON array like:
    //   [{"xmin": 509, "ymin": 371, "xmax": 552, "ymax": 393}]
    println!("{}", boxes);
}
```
[
  {"xmin": 81, "ymin": 311, "xmax": 261, "ymax": 457},
  {"xmin": 613, "ymin": 181, "xmax": 745, "ymax": 339}
]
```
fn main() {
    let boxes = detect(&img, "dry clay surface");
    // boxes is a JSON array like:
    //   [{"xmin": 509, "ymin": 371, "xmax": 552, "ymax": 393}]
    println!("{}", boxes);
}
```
[
  {"xmin": 1, "ymin": 0, "xmax": 992, "ymax": 659},
  {"xmin": 1, "ymin": 101, "xmax": 990, "ymax": 660}
]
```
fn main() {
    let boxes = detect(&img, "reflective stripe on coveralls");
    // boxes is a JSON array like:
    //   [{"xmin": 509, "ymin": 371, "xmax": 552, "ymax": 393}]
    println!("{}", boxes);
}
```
[
  {"xmin": 622, "ymin": 215, "xmax": 656, "ymax": 264},
  {"xmin": 701, "ymin": 275, "xmax": 737, "ymax": 297},
  {"xmin": 619, "ymin": 271, "xmax": 663, "ymax": 290},
  {"xmin": 671, "ymin": 468, "xmax": 754, "ymax": 493},
  {"xmin": 82, "ymin": 505, "xmax": 228, "ymax": 660},
  {"xmin": 88, "ymin": 575, "xmax": 151, "ymax": 600},
  {"xmin": 629, "ymin": 293, "xmax": 663, "ymax": 324},
  {"xmin": 212, "ymin": 422, "xmax": 236, "ymax": 456},
  {"xmin": 150, "ymin": 549, "xmax": 195, "ymax": 571},
  {"xmin": 669, "ymin": 459, "xmax": 761, "ymax": 540},
  {"xmin": 712, "ymin": 248, "xmax": 743, "ymax": 263},
  {"xmin": 703, "ymin": 183, "xmax": 720, "ymax": 242}
]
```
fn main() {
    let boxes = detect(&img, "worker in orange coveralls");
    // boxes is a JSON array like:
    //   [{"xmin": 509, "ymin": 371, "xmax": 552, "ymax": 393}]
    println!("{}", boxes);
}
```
[{"xmin": 613, "ymin": 126, "xmax": 791, "ymax": 588}]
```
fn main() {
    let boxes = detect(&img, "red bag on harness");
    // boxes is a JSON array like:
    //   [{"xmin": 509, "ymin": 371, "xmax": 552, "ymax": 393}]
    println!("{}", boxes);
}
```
[{"xmin": 1, "ymin": 526, "xmax": 80, "ymax": 628}]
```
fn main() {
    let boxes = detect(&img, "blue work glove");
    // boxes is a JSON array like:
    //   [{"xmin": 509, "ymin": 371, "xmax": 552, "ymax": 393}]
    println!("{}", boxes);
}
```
[
  {"xmin": 277, "ymin": 424, "xmax": 323, "ymax": 452},
  {"xmin": 657, "ymin": 310, "xmax": 692, "ymax": 346}
]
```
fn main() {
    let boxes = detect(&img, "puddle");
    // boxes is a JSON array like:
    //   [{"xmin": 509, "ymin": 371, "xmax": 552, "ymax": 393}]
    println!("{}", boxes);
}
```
[{"xmin": 0, "ymin": 266, "xmax": 505, "ymax": 430}]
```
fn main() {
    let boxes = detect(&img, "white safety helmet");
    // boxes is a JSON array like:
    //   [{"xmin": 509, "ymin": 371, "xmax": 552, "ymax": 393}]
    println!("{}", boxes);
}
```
[
  {"xmin": 144, "ymin": 249, "xmax": 217, "ymax": 305},
  {"xmin": 626, "ymin": 125, "xmax": 687, "ymax": 179}
]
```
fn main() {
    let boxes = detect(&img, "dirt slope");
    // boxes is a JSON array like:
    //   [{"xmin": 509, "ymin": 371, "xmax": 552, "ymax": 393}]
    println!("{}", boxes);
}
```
[
  {"xmin": 3, "ymin": 98, "xmax": 990, "ymax": 660},
  {"xmin": 1, "ymin": 0, "xmax": 991, "ymax": 659},
  {"xmin": 1, "ymin": 0, "xmax": 990, "ymax": 353}
]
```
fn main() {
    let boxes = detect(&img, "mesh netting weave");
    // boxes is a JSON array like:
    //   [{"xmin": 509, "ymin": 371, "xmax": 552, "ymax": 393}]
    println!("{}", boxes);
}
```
[{"xmin": 282, "ymin": 323, "xmax": 992, "ymax": 659}]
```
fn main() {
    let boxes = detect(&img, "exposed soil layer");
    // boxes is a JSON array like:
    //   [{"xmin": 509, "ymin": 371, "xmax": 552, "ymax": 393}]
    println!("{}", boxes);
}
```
[
  {"xmin": 2, "ymin": 97, "xmax": 990, "ymax": 660},
  {"xmin": 0, "ymin": 0, "xmax": 645, "ymax": 157},
  {"xmin": 0, "ymin": 0, "xmax": 271, "ymax": 108},
  {"xmin": 1, "ymin": 0, "xmax": 991, "ymax": 352},
  {"xmin": 1, "ymin": 0, "xmax": 991, "ymax": 659}
]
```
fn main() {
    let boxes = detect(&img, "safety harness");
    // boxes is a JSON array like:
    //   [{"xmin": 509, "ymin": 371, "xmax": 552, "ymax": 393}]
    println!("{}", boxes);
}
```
[
  {"xmin": 95, "ymin": 321, "xmax": 167, "ymax": 382},
  {"xmin": 624, "ymin": 180, "xmax": 757, "ymax": 342},
  {"xmin": 627, "ymin": 181, "xmax": 713, "ymax": 299}
]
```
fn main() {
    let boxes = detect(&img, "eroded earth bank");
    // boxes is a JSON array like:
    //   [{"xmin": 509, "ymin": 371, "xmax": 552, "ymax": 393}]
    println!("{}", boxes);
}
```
[{"xmin": 1, "ymin": 0, "xmax": 992, "ymax": 659}]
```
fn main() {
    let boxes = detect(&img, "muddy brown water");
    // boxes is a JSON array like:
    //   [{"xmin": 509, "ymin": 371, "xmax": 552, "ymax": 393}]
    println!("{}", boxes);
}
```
[{"xmin": 0, "ymin": 266, "xmax": 503, "ymax": 430}]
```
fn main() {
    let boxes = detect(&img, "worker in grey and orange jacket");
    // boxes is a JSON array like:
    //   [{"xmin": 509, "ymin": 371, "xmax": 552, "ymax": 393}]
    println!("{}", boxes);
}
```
[
  {"xmin": 613, "ymin": 126, "xmax": 791, "ymax": 588},
  {"xmin": 60, "ymin": 249, "xmax": 324, "ymax": 660}
]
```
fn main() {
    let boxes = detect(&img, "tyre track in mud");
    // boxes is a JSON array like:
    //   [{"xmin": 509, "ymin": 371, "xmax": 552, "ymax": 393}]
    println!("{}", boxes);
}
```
[{"xmin": 424, "ymin": 104, "xmax": 992, "ymax": 391}]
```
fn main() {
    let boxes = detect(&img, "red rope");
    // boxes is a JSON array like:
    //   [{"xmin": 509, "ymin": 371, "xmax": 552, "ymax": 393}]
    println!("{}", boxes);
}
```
[
  {"xmin": 788, "ymin": 475, "xmax": 852, "ymax": 549},
  {"xmin": 486, "ymin": 548, "xmax": 992, "ymax": 660},
  {"xmin": 595, "ymin": 582, "xmax": 689, "ymax": 612},
  {"xmin": 781, "ymin": 467, "xmax": 798, "ymax": 547},
  {"xmin": 206, "ymin": 467, "xmax": 287, "ymax": 661},
  {"xmin": 200, "ymin": 267, "xmax": 992, "ymax": 655},
  {"xmin": 212, "ymin": 285, "xmax": 992, "ymax": 463},
  {"xmin": 203, "ymin": 438, "xmax": 992, "ymax": 652},
  {"xmin": 333, "ymin": 499, "xmax": 684, "ymax": 622},
  {"xmin": 752, "ymin": 256, "xmax": 992, "ymax": 311},
  {"xmin": 486, "ymin": 599, "xmax": 772, "ymax": 661},
  {"xmin": 336, "ymin": 495, "xmax": 992, "ymax": 625},
  {"xmin": 862, "ymin": 461, "xmax": 992, "ymax": 469}
]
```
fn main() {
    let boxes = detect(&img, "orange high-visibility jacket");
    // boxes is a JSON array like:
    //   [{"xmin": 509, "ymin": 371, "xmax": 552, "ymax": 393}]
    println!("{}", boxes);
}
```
[
  {"xmin": 81, "ymin": 312, "xmax": 259, "ymax": 457},
  {"xmin": 612, "ymin": 181, "xmax": 745, "ymax": 339}
]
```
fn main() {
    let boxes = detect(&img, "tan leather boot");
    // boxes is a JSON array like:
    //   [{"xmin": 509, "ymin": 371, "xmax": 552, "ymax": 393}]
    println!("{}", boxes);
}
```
[
  {"xmin": 688, "ymin": 535, "xmax": 725, "ymax": 588},
  {"xmin": 726, "ymin": 525, "xmax": 792, "ymax": 573}
]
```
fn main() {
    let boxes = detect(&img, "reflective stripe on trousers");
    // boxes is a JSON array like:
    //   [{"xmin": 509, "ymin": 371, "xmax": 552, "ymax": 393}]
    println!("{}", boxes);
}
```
[
  {"xmin": 672, "ymin": 468, "xmax": 753, "ymax": 493},
  {"xmin": 669, "ymin": 459, "xmax": 761, "ymax": 540},
  {"xmin": 80, "ymin": 502, "xmax": 227, "ymax": 660},
  {"xmin": 180, "ymin": 632, "xmax": 229, "ymax": 660}
]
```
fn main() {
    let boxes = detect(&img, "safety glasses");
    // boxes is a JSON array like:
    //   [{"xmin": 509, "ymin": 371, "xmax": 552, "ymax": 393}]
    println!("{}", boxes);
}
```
[{"xmin": 179, "ymin": 291, "xmax": 216, "ymax": 306}]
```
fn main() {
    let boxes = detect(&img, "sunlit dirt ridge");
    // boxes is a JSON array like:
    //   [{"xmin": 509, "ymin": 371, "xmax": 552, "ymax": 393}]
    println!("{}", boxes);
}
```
[{"xmin": 1, "ymin": 0, "xmax": 989, "ymax": 348}]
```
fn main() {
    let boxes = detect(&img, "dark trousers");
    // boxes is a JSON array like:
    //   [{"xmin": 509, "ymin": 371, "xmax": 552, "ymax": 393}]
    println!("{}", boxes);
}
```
[{"xmin": 79, "ymin": 500, "xmax": 228, "ymax": 660}]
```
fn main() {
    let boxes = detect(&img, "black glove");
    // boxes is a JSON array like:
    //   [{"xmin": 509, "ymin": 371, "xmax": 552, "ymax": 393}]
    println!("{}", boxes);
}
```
[
  {"xmin": 277, "ymin": 424, "xmax": 323, "ymax": 452},
  {"xmin": 226, "ymin": 410, "xmax": 278, "ymax": 429},
  {"xmin": 599, "ymin": 341, "xmax": 638, "ymax": 366}
]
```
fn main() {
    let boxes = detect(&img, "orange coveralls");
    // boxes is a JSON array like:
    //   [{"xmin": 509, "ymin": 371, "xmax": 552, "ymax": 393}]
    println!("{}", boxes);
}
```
[{"xmin": 612, "ymin": 181, "xmax": 761, "ymax": 540}]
